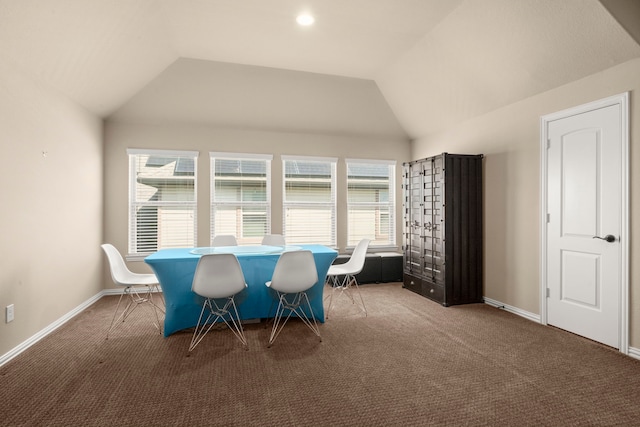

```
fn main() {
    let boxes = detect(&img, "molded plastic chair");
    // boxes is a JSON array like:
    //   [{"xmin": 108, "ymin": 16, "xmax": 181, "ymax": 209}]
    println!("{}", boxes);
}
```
[
  {"xmin": 261, "ymin": 234, "xmax": 286, "ymax": 246},
  {"xmin": 325, "ymin": 238, "xmax": 370, "ymax": 318},
  {"xmin": 101, "ymin": 243, "xmax": 164, "ymax": 338},
  {"xmin": 265, "ymin": 250, "xmax": 320, "ymax": 347},
  {"xmin": 212, "ymin": 235, "xmax": 238, "ymax": 247},
  {"xmin": 189, "ymin": 253, "xmax": 248, "ymax": 351}
]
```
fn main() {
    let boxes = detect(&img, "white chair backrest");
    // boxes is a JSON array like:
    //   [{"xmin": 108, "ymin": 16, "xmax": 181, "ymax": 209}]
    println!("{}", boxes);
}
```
[
  {"xmin": 192, "ymin": 254, "xmax": 247, "ymax": 299},
  {"xmin": 212, "ymin": 235, "xmax": 238, "ymax": 247},
  {"xmin": 342, "ymin": 238, "xmax": 370, "ymax": 274},
  {"xmin": 101, "ymin": 243, "xmax": 136, "ymax": 286},
  {"xmin": 269, "ymin": 250, "xmax": 318, "ymax": 294},
  {"xmin": 262, "ymin": 234, "xmax": 286, "ymax": 246}
]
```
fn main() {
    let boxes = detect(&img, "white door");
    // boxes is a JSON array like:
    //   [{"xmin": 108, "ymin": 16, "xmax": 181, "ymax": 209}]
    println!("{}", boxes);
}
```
[{"xmin": 545, "ymin": 98, "xmax": 627, "ymax": 349}]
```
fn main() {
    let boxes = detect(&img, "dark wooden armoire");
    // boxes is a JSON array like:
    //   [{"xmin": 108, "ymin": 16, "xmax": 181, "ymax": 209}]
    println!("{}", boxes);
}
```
[{"xmin": 402, "ymin": 153, "xmax": 483, "ymax": 306}]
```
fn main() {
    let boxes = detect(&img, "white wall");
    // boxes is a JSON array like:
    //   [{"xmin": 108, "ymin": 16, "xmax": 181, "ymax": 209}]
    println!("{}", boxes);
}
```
[
  {"xmin": 412, "ymin": 58, "xmax": 640, "ymax": 346},
  {"xmin": 103, "ymin": 122, "xmax": 411, "ymax": 277},
  {"xmin": 0, "ymin": 60, "xmax": 103, "ymax": 357}
]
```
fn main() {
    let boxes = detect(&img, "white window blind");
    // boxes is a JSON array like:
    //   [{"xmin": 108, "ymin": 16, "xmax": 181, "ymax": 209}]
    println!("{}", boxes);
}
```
[
  {"xmin": 346, "ymin": 159, "xmax": 396, "ymax": 247},
  {"xmin": 128, "ymin": 149, "xmax": 198, "ymax": 255},
  {"xmin": 210, "ymin": 152, "xmax": 272, "ymax": 245},
  {"xmin": 282, "ymin": 156, "xmax": 337, "ymax": 246}
]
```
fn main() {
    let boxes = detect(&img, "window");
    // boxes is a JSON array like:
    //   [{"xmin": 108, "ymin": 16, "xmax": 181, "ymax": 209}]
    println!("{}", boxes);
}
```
[
  {"xmin": 283, "ymin": 156, "xmax": 337, "ymax": 246},
  {"xmin": 346, "ymin": 159, "xmax": 396, "ymax": 247},
  {"xmin": 210, "ymin": 152, "xmax": 272, "ymax": 245},
  {"xmin": 128, "ymin": 149, "xmax": 198, "ymax": 256}
]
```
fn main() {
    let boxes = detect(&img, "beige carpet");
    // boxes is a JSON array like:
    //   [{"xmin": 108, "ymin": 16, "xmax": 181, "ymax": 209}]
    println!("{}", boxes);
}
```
[{"xmin": 2, "ymin": 282, "xmax": 640, "ymax": 426}]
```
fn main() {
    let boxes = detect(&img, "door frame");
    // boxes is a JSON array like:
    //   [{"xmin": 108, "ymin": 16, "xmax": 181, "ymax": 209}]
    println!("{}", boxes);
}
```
[{"xmin": 539, "ymin": 92, "xmax": 629, "ymax": 353}]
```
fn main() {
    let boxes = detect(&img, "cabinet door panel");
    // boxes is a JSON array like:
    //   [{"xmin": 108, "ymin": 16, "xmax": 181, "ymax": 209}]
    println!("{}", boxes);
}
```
[{"xmin": 404, "ymin": 163, "xmax": 424, "ymax": 276}]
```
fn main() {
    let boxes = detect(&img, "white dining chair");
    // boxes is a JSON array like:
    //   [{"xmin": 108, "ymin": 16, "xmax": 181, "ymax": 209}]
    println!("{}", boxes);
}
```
[
  {"xmin": 189, "ymin": 253, "xmax": 248, "ymax": 351},
  {"xmin": 212, "ymin": 235, "xmax": 238, "ymax": 246},
  {"xmin": 265, "ymin": 250, "xmax": 320, "ymax": 347},
  {"xmin": 261, "ymin": 234, "xmax": 286, "ymax": 246},
  {"xmin": 101, "ymin": 243, "xmax": 164, "ymax": 338},
  {"xmin": 325, "ymin": 238, "xmax": 370, "ymax": 318}
]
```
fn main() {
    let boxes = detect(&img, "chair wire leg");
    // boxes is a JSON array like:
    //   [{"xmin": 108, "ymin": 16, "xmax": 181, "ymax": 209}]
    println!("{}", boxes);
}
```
[
  {"xmin": 325, "ymin": 275, "xmax": 340, "ymax": 318},
  {"xmin": 148, "ymin": 286, "xmax": 166, "ymax": 314},
  {"xmin": 189, "ymin": 298, "xmax": 247, "ymax": 352},
  {"xmin": 189, "ymin": 300, "xmax": 218, "ymax": 352},
  {"xmin": 341, "ymin": 275, "xmax": 366, "ymax": 315},
  {"xmin": 268, "ymin": 293, "xmax": 298, "ymax": 347},
  {"xmin": 268, "ymin": 294, "xmax": 288, "ymax": 347},
  {"xmin": 350, "ymin": 277, "xmax": 367, "ymax": 316},
  {"xmin": 107, "ymin": 291, "xmax": 127, "ymax": 339},
  {"xmin": 216, "ymin": 298, "xmax": 247, "ymax": 348},
  {"xmin": 323, "ymin": 275, "xmax": 333, "ymax": 303},
  {"xmin": 268, "ymin": 292, "xmax": 321, "ymax": 347},
  {"xmin": 341, "ymin": 275, "xmax": 358, "ymax": 304},
  {"xmin": 297, "ymin": 292, "xmax": 321, "ymax": 340},
  {"xmin": 107, "ymin": 286, "xmax": 165, "ymax": 339},
  {"xmin": 146, "ymin": 287, "xmax": 163, "ymax": 334},
  {"xmin": 133, "ymin": 285, "xmax": 163, "ymax": 334},
  {"xmin": 325, "ymin": 274, "xmax": 367, "ymax": 317},
  {"xmin": 107, "ymin": 288, "xmax": 140, "ymax": 338}
]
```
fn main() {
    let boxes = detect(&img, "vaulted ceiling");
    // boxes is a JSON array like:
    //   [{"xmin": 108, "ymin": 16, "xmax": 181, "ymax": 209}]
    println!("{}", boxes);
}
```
[{"xmin": 1, "ymin": 0, "xmax": 639, "ymax": 140}]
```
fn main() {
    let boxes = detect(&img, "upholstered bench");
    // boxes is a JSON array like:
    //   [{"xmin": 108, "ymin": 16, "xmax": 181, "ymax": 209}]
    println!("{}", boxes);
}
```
[{"xmin": 330, "ymin": 252, "xmax": 402, "ymax": 284}]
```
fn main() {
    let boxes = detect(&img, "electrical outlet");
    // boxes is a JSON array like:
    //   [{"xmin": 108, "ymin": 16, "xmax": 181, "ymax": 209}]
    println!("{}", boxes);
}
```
[{"xmin": 6, "ymin": 304, "xmax": 14, "ymax": 323}]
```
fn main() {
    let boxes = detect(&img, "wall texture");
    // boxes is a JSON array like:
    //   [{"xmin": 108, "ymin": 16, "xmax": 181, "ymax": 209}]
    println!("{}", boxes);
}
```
[
  {"xmin": 0, "ymin": 60, "xmax": 103, "ymax": 357},
  {"xmin": 412, "ymin": 57, "xmax": 640, "ymax": 346}
]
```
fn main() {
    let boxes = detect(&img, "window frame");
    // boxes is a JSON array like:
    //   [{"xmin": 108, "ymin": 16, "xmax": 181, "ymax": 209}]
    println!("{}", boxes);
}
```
[
  {"xmin": 209, "ymin": 152, "xmax": 273, "ymax": 245},
  {"xmin": 345, "ymin": 158, "xmax": 396, "ymax": 249},
  {"xmin": 127, "ymin": 148, "xmax": 198, "ymax": 258},
  {"xmin": 282, "ymin": 155, "xmax": 337, "ymax": 246}
]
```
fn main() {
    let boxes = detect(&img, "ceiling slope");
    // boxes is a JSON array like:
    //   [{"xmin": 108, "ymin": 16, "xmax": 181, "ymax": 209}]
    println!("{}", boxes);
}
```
[
  {"xmin": 0, "ymin": 0, "xmax": 177, "ymax": 117},
  {"xmin": 1, "ymin": 0, "xmax": 639, "ymax": 140},
  {"xmin": 600, "ymin": 0, "xmax": 640, "ymax": 46},
  {"xmin": 0, "ymin": 0, "xmax": 458, "ymax": 121},
  {"xmin": 375, "ymin": 0, "xmax": 640, "ymax": 138}
]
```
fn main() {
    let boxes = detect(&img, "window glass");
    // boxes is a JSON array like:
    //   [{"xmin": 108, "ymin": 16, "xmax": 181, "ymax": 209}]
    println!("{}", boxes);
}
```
[
  {"xmin": 283, "ymin": 157, "xmax": 337, "ymax": 245},
  {"xmin": 346, "ymin": 160, "xmax": 395, "ymax": 247},
  {"xmin": 210, "ymin": 153, "xmax": 272, "ymax": 245},
  {"xmin": 128, "ymin": 150, "xmax": 198, "ymax": 255}
]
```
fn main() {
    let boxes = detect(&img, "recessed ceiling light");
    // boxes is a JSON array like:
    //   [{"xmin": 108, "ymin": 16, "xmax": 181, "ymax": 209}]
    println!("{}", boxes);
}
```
[{"xmin": 296, "ymin": 13, "xmax": 315, "ymax": 26}]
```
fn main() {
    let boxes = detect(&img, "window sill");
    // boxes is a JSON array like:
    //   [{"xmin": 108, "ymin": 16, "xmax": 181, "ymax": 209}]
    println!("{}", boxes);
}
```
[
  {"xmin": 343, "ymin": 245, "xmax": 399, "ymax": 254},
  {"xmin": 125, "ymin": 254, "xmax": 150, "ymax": 262}
]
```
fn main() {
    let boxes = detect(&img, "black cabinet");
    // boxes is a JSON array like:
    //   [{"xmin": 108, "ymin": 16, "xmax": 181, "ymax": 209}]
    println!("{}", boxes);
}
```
[{"xmin": 402, "ymin": 153, "xmax": 483, "ymax": 306}]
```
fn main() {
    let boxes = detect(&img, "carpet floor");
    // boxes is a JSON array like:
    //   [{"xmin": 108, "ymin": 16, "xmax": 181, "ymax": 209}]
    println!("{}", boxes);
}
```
[{"xmin": 2, "ymin": 282, "xmax": 640, "ymax": 426}]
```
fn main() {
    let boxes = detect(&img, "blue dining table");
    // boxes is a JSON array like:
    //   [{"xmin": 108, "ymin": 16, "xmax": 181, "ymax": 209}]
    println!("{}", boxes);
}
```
[{"xmin": 145, "ymin": 244, "xmax": 338, "ymax": 337}]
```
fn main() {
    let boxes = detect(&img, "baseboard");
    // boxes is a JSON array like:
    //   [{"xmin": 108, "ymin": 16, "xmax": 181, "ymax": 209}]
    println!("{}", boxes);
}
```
[
  {"xmin": 627, "ymin": 347, "xmax": 640, "ymax": 360},
  {"xmin": 0, "ymin": 291, "xmax": 105, "ymax": 367},
  {"xmin": 0, "ymin": 285, "xmax": 168, "ymax": 367},
  {"xmin": 483, "ymin": 296, "xmax": 541, "ymax": 323},
  {"xmin": 484, "ymin": 297, "xmax": 640, "ymax": 359}
]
